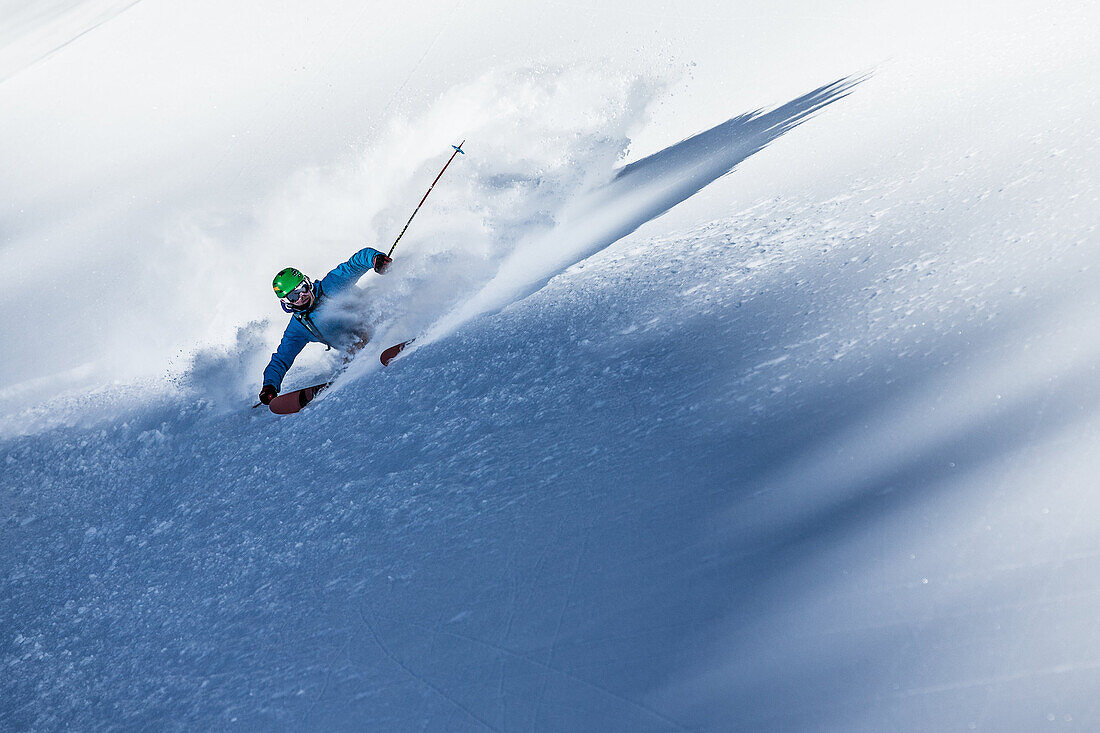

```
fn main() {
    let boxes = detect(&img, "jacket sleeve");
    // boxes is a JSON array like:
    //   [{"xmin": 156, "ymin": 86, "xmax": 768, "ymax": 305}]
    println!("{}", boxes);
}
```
[
  {"xmin": 262, "ymin": 321, "xmax": 310, "ymax": 390},
  {"xmin": 320, "ymin": 247, "xmax": 384, "ymax": 295}
]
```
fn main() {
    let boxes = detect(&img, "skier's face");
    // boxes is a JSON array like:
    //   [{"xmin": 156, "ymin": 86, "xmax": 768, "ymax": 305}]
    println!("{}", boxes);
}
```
[{"xmin": 282, "ymin": 280, "xmax": 314, "ymax": 310}]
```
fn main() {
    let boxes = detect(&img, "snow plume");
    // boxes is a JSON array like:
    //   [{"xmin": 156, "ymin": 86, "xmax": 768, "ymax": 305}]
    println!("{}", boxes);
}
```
[
  {"xmin": 226, "ymin": 71, "xmax": 860, "ymax": 389},
  {"xmin": 223, "ymin": 62, "xmax": 671, "ymax": 386},
  {"xmin": 351, "ymin": 62, "xmax": 669, "ymax": 328},
  {"xmin": 0, "ymin": 316, "xmax": 269, "ymax": 433},
  {"xmin": 415, "ymin": 76, "xmax": 863, "ymax": 349},
  {"xmin": 178, "ymin": 320, "xmax": 272, "ymax": 409}
]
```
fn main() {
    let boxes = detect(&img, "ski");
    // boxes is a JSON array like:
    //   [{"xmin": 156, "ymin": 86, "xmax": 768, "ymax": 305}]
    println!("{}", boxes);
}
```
[
  {"xmin": 268, "ymin": 381, "xmax": 332, "ymax": 415},
  {"xmin": 380, "ymin": 339, "xmax": 415, "ymax": 366},
  {"xmin": 264, "ymin": 339, "xmax": 412, "ymax": 414}
]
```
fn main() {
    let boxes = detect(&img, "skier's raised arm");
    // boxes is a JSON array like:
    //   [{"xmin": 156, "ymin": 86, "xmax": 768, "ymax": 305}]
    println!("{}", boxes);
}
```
[{"xmin": 321, "ymin": 247, "xmax": 391, "ymax": 295}]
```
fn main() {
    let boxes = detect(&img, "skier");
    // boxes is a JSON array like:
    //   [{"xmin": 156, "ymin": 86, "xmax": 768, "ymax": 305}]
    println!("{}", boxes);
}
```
[{"xmin": 258, "ymin": 246, "xmax": 392, "ymax": 405}]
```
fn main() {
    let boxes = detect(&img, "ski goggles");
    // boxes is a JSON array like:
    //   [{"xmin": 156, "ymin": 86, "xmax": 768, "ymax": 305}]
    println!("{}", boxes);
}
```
[{"xmin": 281, "ymin": 278, "xmax": 313, "ymax": 305}]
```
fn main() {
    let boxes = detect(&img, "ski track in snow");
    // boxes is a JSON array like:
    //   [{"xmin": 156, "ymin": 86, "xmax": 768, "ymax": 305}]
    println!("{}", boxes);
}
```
[
  {"xmin": 0, "ymin": 0, "xmax": 143, "ymax": 83},
  {"xmin": 3, "ymin": 72, "xmax": 1100, "ymax": 730}
]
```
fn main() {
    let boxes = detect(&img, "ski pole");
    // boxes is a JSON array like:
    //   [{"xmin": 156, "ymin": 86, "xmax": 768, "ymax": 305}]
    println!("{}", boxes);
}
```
[{"xmin": 388, "ymin": 140, "xmax": 465, "ymax": 258}]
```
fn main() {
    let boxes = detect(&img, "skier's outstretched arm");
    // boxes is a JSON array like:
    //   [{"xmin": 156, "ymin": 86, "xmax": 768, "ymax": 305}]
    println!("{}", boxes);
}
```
[
  {"xmin": 344, "ymin": 246, "xmax": 387, "ymax": 274},
  {"xmin": 262, "ymin": 327, "xmax": 309, "ymax": 393},
  {"xmin": 321, "ymin": 246, "xmax": 391, "ymax": 293}
]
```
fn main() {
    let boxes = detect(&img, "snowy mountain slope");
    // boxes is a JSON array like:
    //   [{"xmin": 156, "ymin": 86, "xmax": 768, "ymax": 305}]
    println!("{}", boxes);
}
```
[
  {"xmin": 4, "ymin": 93, "xmax": 1098, "ymax": 729},
  {"xmin": 3, "ymin": 0, "xmax": 1099, "ymax": 729}
]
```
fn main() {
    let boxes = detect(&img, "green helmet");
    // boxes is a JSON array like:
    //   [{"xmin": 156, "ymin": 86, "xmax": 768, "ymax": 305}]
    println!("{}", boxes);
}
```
[{"xmin": 272, "ymin": 267, "xmax": 307, "ymax": 298}]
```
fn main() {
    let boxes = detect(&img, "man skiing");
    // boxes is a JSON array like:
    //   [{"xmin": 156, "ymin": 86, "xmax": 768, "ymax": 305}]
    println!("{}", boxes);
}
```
[{"xmin": 258, "ymin": 246, "xmax": 392, "ymax": 405}]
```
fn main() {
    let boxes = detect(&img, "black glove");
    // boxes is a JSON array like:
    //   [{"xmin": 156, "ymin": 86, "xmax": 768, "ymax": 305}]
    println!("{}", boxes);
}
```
[
  {"xmin": 259, "ymin": 385, "xmax": 278, "ymax": 405},
  {"xmin": 373, "ymin": 253, "xmax": 392, "ymax": 274}
]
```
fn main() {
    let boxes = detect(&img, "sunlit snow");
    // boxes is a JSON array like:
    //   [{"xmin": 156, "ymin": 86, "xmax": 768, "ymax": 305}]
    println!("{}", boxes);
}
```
[{"xmin": 2, "ymin": 1, "xmax": 1097, "ymax": 730}]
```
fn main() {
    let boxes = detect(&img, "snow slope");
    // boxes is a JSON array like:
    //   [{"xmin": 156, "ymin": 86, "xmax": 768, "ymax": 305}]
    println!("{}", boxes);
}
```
[
  {"xmin": 6, "ymin": 74, "xmax": 1100, "ymax": 728},
  {"xmin": 3, "ymin": 1, "xmax": 1099, "ymax": 730}
]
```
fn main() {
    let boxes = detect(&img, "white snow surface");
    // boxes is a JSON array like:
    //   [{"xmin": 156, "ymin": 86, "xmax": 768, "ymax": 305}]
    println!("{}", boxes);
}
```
[{"xmin": 2, "ymin": 1, "xmax": 1099, "ymax": 730}]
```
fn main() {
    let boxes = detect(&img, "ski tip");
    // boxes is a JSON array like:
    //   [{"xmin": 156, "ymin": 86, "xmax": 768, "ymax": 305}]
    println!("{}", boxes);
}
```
[
  {"xmin": 267, "ymin": 382, "xmax": 330, "ymax": 415},
  {"xmin": 380, "ymin": 339, "xmax": 415, "ymax": 366}
]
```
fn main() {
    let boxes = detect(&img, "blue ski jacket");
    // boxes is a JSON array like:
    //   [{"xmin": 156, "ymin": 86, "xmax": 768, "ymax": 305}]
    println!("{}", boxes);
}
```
[{"xmin": 262, "ymin": 246, "xmax": 385, "ymax": 390}]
